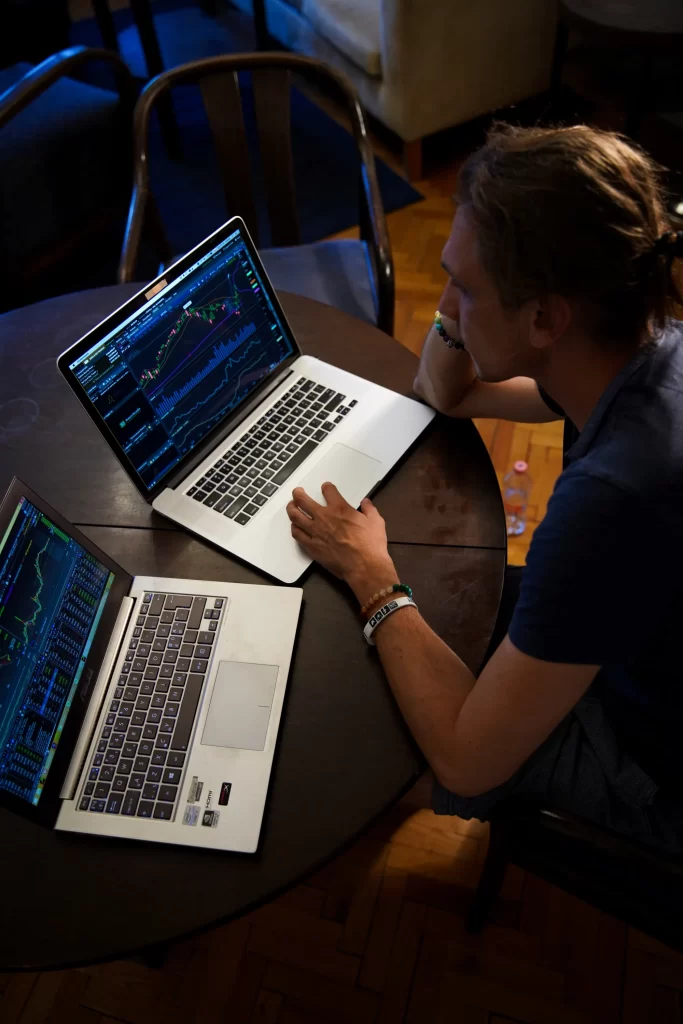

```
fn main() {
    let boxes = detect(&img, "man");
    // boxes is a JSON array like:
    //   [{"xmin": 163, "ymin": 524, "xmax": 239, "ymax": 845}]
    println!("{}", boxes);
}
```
[{"xmin": 285, "ymin": 123, "xmax": 683, "ymax": 850}]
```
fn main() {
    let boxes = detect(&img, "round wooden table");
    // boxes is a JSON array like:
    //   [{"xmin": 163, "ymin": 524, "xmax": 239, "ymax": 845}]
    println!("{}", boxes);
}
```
[{"xmin": 0, "ymin": 287, "xmax": 506, "ymax": 971}]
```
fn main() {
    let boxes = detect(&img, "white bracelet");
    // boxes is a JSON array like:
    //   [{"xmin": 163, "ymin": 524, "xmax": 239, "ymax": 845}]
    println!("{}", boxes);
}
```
[{"xmin": 363, "ymin": 595, "xmax": 418, "ymax": 646}]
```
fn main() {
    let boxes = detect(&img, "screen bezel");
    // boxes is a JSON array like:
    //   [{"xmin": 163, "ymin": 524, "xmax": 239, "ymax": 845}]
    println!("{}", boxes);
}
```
[
  {"xmin": 0, "ymin": 478, "xmax": 133, "ymax": 827},
  {"xmin": 56, "ymin": 217, "xmax": 303, "ymax": 503}
]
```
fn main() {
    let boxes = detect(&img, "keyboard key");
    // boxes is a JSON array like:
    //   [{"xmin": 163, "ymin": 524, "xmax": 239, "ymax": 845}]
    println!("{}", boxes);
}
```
[
  {"xmin": 123, "ymin": 742, "xmax": 137, "ymax": 758},
  {"xmin": 313, "ymin": 430, "xmax": 326, "ymax": 442},
  {"xmin": 262, "ymin": 482, "xmax": 277, "ymax": 497},
  {"xmin": 143, "ymin": 783, "xmax": 159, "ymax": 801},
  {"xmin": 160, "ymin": 718, "xmax": 175, "ymax": 733},
  {"xmin": 167, "ymin": 751, "xmax": 186, "ymax": 768},
  {"xmin": 155, "ymin": 734, "xmax": 171, "ymax": 750},
  {"xmin": 137, "ymin": 614, "xmax": 147, "ymax": 626},
  {"xmin": 165, "ymin": 702, "xmax": 179, "ymax": 718},
  {"xmin": 186, "ymin": 630, "xmax": 198, "ymax": 643},
  {"xmin": 136, "ymin": 695, "xmax": 151, "ymax": 710},
  {"xmin": 90, "ymin": 799, "xmax": 106, "ymax": 813},
  {"xmin": 180, "ymin": 643, "xmax": 194, "ymax": 658},
  {"xmin": 117, "ymin": 759, "xmax": 133, "ymax": 775},
  {"xmin": 254, "ymin": 494, "xmax": 267, "ymax": 507},
  {"xmin": 171, "ymin": 674, "xmax": 204, "ymax": 751},
  {"xmin": 120, "ymin": 702, "xmax": 134, "ymax": 716},
  {"xmin": 162, "ymin": 767, "xmax": 182, "ymax": 785},
  {"xmin": 100, "ymin": 767, "xmax": 114, "ymax": 783},
  {"xmin": 131, "ymin": 712, "xmax": 145, "ymax": 727},
  {"xmin": 94, "ymin": 782, "xmax": 110, "ymax": 798},
  {"xmin": 151, "ymin": 750, "xmax": 167, "ymax": 765},
  {"xmin": 129, "ymin": 773, "xmax": 145, "ymax": 790},
  {"xmin": 147, "ymin": 765, "xmax": 163, "ymax": 783},
  {"xmin": 106, "ymin": 794, "xmax": 123, "ymax": 814},
  {"xmin": 109, "ymin": 734, "xmax": 124, "ymax": 749},
  {"xmin": 153, "ymin": 803, "xmax": 174, "ymax": 820},
  {"xmin": 143, "ymin": 724, "xmax": 158, "ymax": 739},
  {"xmin": 148, "ymin": 708, "xmax": 162, "ymax": 724},
  {"xmin": 137, "ymin": 800, "xmax": 154, "ymax": 818},
  {"xmin": 94, "ymin": 754, "xmax": 104, "ymax": 766},
  {"xmin": 149, "ymin": 652, "xmax": 163, "ymax": 666},
  {"xmin": 84, "ymin": 782, "xmax": 95, "ymax": 796},
  {"xmin": 149, "ymin": 594, "xmax": 165, "ymax": 617},
  {"xmin": 159, "ymin": 785, "xmax": 178, "ymax": 804},
  {"xmin": 203, "ymin": 491, "xmax": 220, "ymax": 507},
  {"xmin": 144, "ymin": 667, "xmax": 159, "ymax": 680},
  {"xmin": 271, "ymin": 440, "xmax": 318, "ymax": 486},
  {"xmin": 243, "ymin": 504, "xmax": 258, "ymax": 517},
  {"xmin": 152, "ymin": 693, "xmax": 166, "ymax": 708},
  {"xmin": 198, "ymin": 631, "xmax": 214, "ymax": 644},
  {"xmin": 134, "ymin": 756, "xmax": 150, "ymax": 772},
  {"xmin": 127, "ymin": 727, "xmax": 142, "ymax": 741},
  {"xmin": 123, "ymin": 687, "xmax": 138, "ymax": 701},
  {"xmin": 79, "ymin": 797, "xmax": 90, "ymax": 811},
  {"xmin": 155, "ymin": 679, "xmax": 170, "ymax": 693},
  {"xmin": 122, "ymin": 791, "xmax": 140, "ymax": 816},
  {"xmin": 169, "ymin": 686, "xmax": 184, "ymax": 702},
  {"xmin": 192, "ymin": 490, "xmax": 206, "ymax": 501},
  {"xmin": 188, "ymin": 597, "xmax": 206, "ymax": 630},
  {"xmin": 152, "ymin": 638, "xmax": 167, "ymax": 652},
  {"xmin": 112, "ymin": 776, "xmax": 127, "ymax": 792},
  {"xmin": 235, "ymin": 513, "xmax": 250, "ymax": 525},
  {"xmin": 140, "ymin": 681, "xmax": 154, "ymax": 695},
  {"xmin": 139, "ymin": 740, "xmax": 154, "ymax": 756}
]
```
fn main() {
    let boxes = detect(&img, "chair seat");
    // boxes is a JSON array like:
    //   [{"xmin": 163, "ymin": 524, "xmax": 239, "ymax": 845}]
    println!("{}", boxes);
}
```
[
  {"xmin": 261, "ymin": 239, "xmax": 377, "ymax": 326},
  {"xmin": 0, "ymin": 64, "xmax": 126, "ymax": 271}
]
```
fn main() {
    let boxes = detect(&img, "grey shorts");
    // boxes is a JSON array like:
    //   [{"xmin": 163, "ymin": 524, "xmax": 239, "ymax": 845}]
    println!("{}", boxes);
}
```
[{"xmin": 433, "ymin": 688, "xmax": 683, "ymax": 854}]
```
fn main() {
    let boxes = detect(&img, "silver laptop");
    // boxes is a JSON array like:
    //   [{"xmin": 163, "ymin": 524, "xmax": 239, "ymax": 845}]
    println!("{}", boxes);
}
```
[
  {"xmin": 57, "ymin": 218, "xmax": 434, "ymax": 583},
  {"xmin": 0, "ymin": 479, "xmax": 302, "ymax": 852}
]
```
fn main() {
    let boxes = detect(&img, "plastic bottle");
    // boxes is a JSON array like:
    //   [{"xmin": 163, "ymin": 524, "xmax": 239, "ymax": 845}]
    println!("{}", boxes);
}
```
[{"xmin": 503, "ymin": 460, "xmax": 532, "ymax": 536}]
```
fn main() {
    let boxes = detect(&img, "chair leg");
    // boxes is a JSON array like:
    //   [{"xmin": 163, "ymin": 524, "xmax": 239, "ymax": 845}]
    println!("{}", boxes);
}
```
[
  {"xmin": 403, "ymin": 138, "xmax": 423, "ymax": 182},
  {"xmin": 465, "ymin": 819, "xmax": 511, "ymax": 934}
]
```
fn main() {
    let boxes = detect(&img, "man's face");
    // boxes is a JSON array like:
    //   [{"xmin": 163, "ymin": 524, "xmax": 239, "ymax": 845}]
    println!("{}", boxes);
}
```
[{"xmin": 440, "ymin": 207, "xmax": 541, "ymax": 383}]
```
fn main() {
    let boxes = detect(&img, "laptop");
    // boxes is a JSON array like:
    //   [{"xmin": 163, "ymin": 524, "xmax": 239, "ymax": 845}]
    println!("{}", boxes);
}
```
[
  {"xmin": 0, "ymin": 478, "xmax": 302, "ymax": 852},
  {"xmin": 57, "ymin": 218, "xmax": 435, "ymax": 583}
]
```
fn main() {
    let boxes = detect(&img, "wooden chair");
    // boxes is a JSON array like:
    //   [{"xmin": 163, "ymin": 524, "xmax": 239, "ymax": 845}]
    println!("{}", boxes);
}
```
[
  {"xmin": 118, "ymin": 53, "xmax": 395, "ymax": 335},
  {"xmin": 466, "ymin": 800, "xmax": 683, "ymax": 953}
]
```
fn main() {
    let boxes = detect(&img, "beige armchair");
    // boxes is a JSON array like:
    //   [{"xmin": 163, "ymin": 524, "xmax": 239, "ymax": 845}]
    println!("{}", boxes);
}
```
[{"xmin": 230, "ymin": 0, "xmax": 559, "ymax": 178}]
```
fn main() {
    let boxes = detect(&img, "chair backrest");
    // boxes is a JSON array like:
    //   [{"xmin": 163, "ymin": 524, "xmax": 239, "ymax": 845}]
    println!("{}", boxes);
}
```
[{"xmin": 119, "ymin": 52, "xmax": 394, "ymax": 334}]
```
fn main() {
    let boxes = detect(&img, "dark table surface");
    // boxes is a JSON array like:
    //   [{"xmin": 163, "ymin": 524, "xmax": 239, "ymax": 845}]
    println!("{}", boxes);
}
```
[{"xmin": 0, "ymin": 288, "xmax": 506, "ymax": 970}]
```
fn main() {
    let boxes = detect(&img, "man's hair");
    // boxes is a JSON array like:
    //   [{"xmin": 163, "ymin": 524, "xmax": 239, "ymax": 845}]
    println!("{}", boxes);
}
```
[{"xmin": 456, "ymin": 123, "xmax": 683, "ymax": 345}]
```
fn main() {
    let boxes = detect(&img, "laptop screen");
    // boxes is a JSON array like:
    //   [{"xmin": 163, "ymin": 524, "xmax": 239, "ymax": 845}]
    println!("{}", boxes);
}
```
[
  {"xmin": 0, "ymin": 497, "xmax": 115, "ymax": 805},
  {"xmin": 67, "ymin": 226, "xmax": 297, "ymax": 492}
]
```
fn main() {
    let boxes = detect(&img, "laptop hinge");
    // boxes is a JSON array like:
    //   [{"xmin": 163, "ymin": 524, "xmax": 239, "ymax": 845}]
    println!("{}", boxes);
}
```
[{"xmin": 59, "ymin": 595, "xmax": 135, "ymax": 801}]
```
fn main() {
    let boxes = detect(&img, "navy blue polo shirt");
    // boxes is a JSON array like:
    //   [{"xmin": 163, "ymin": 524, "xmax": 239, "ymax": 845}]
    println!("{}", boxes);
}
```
[{"xmin": 509, "ymin": 320, "xmax": 683, "ymax": 790}]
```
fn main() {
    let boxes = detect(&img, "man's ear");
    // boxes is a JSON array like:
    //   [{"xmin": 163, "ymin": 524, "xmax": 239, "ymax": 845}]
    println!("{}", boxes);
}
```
[{"xmin": 528, "ymin": 294, "xmax": 573, "ymax": 350}]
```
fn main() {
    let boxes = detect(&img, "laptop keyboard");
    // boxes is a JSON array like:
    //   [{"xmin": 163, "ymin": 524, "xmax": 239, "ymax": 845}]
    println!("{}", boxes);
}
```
[
  {"xmin": 78, "ymin": 592, "xmax": 224, "ymax": 821},
  {"xmin": 186, "ymin": 376, "xmax": 357, "ymax": 525}
]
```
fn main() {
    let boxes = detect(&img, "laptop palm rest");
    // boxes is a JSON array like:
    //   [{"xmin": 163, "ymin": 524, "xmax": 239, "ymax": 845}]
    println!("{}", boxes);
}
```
[
  {"xmin": 297, "ymin": 443, "xmax": 382, "ymax": 508},
  {"xmin": 201, "ymin": 662, "xmax": 279, "ymax": 751}
]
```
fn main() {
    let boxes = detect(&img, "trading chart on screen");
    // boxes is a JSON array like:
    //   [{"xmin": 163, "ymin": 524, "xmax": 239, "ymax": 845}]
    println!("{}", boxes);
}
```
[
  {"xmin": 70, "ymin": 229, "xmax": 296, "ymax": 490},
  {"xmin": 0, "ymin": 499, "xmax": 114, "ymax": 804}
]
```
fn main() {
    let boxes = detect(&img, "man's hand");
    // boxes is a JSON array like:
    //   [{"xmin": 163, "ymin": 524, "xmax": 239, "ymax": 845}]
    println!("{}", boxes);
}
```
[{"xmin": 286, "ymin": 483, "xmax": 398, "ymax": 594}]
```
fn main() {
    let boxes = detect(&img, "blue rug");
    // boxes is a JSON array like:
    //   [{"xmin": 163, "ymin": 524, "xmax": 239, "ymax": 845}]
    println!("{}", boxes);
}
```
[{"xmin": 72, "ymin": 3, "xmax": 423, "ymax": 256}]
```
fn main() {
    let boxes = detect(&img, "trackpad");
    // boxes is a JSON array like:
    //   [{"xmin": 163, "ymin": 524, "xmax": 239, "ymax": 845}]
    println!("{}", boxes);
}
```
[
  {"xmin": 201, "ymin": 661, "xmax": 279, "ymax": 751},
  {"xmin": 297, "ymin": 443, "xmax": 382, "ymax": 508}
]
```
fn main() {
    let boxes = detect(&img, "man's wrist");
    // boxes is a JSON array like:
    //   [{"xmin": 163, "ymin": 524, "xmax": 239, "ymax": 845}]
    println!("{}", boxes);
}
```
[{"xmin": 345, "ymin": 560, "xmax": 400, "ymax": 606}]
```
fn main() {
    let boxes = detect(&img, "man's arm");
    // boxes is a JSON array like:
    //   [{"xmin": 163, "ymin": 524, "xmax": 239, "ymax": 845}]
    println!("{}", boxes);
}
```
[
  {"xmin": 413, "ymin": 308, "xmax": 562, "ymax": 423},
  {"xmin": 349, "ymin": 588, "xmax": 597, "ymax": 797}
]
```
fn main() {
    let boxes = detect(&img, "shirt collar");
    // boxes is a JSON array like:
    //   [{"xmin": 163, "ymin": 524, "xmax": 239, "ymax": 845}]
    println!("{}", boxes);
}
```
[{"xmin": 566, "ymin": 340, "xmax": 658, "ymax": 462}]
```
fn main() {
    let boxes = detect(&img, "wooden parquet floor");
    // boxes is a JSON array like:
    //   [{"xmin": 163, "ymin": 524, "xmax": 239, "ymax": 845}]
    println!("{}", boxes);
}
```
[{"xmin": 4, "ymin": 131, "xmax": 681, "ymax": 1024}]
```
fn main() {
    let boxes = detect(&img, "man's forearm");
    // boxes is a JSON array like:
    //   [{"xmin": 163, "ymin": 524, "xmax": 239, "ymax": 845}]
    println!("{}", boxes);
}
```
[
  {"xmin": 368, "ymin": 603, "xmax": 476, "ymax": 788},
  {"xmin": 413, "ymin": 322, "xmax": 476, "ymax": 415}
]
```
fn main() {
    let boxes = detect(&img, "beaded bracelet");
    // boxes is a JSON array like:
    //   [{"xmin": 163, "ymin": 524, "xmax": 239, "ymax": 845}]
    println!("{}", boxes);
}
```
[
  {"xmin": 360, "ymin": 583, "xmax": 413, "ymax": 617},
  {"xmin": 434, "ymin": 310, "xmax": 465, "ymax": 350}
]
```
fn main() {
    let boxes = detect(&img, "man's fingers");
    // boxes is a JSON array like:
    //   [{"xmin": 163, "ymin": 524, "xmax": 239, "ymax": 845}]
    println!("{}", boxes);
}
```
[
  {"xmin": 291, "ymin": 486, "xmax": 324, "ymax": 517},
  {"xmin": 286, "ymin": 500, "xmax": 315, "ymax": 534},
  {"xmin": 320, "ymin": 481, "xmax": 349, "ymax": 507}
]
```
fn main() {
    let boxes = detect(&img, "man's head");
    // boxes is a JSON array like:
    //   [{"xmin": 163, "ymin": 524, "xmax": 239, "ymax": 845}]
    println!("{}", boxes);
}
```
[{"xmin": 441, "ymin": 123, "xmax": 682, "ymax": 382}]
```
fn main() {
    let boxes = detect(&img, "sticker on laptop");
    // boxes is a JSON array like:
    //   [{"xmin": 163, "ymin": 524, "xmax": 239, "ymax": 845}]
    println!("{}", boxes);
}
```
[
  {"xmin": 187, "ymin": 776, "xmax": 204, "ymax": 804},
  {"xmin": 182, "ymin": 805, "xmax": 200, "ymax": 826},
  {"xmin": 202, "ymin": 809, "xmax": 220, "ymax": 828}
]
